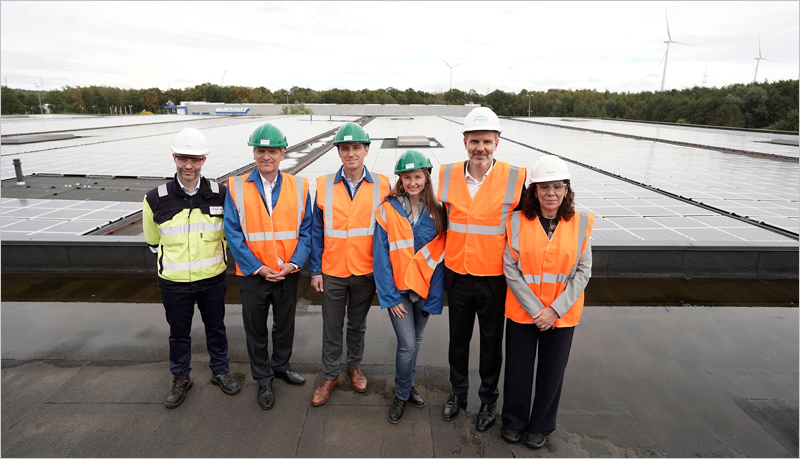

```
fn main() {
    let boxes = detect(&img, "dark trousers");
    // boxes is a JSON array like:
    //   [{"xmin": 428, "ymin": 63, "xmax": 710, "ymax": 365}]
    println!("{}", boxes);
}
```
[
  {"xmin": 239, "ymin": 272, "xmax": 300, "ymax": 387},
  {"xmin": 502, "ymin": 319, "xmax": 575, "ymax": 436},
  {"xmin": 445, "ymin": 268, "xmax": 507, "ymax": 404},
  {"xmin": 320, "ymin": 273, "xmax": 376, "ymax": 380},
  {"xmin": 160, "ymin": 282, "xmax": 230, "ymax": 376}
]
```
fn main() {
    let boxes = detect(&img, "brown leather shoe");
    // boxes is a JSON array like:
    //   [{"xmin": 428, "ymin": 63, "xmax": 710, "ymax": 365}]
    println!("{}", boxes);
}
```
[
  {"xmin": 347, "ymin": 366, "xmax": 367, "ymax": 393},
  {"xmin": 311, "ymin": 378, "xmax": 339, "ymax": 406}
]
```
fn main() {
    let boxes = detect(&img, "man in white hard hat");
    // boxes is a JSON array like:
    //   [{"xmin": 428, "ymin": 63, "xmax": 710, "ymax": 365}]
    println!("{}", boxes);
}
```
[
  {"xmin": 436, "ymin": 107, "xmax": 526, "ymax": 432},
  {"xmin": 143, "ymin": 128, "xmax": 241, "ymax": 409}
]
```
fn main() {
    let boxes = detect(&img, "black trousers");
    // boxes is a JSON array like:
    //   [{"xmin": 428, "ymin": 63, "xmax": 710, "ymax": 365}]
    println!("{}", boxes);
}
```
[
  {"xmin": 238, "ymin": 272, "xmax": 300, "ymax": 387},
  {"xmin": 501, "ymin": 319, "xmax": 575, "ymax": 435},
  {"xmin": 445, "ymin": 267, "xmax": 507, "ymax": 404},
  {"xmin": 160, "ymin": 282, "xmax": 229, "ymax": 376}
]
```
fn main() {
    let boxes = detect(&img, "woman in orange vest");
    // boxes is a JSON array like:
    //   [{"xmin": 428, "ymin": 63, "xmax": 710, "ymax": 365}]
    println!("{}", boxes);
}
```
[
  {"xmin": 500, "ymin": 155, "xmax": 594, "ymax": 449},
  {"xmin": 373, "ymin": 150, "xmax": 447, "ymax": 425}
]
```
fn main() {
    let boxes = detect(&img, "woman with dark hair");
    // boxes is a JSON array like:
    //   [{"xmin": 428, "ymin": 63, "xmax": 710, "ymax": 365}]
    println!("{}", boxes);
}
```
[
  {"xmin": 373, "ymin": 150, "xmax": 448, "ymax": 424},
  {"xmin": 500, "ymin": 155, "xmax": 594, "ymax": 449}
]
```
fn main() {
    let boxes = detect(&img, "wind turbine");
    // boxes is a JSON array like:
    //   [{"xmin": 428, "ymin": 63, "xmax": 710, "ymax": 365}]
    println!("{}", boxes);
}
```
[
  {"xmin": 439, "ymin": 56, "xmax": 466, "ymax": 93},
  {"xmin": 659, "ymin": 9, "xmax": 693, "ymax": 91},
  {"xmin": 752, "ymin": 34, "xmax": 776, "ymax": 83}
]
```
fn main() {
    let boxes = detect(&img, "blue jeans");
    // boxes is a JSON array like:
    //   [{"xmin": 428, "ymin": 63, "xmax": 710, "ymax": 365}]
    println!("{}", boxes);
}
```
[{"xmin": 389, "ymin": 293, "xmax": 430, "ymax": 401}]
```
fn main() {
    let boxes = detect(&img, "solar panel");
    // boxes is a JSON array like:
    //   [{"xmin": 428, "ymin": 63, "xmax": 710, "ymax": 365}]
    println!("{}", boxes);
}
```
[
  {"xmin": 0, "ymin": 198, "xmax": 139, "ymax": 236},
  {"xmin": 1, "ymin": 116, "xmax": 361, "ymax": 181},
  {"xmin": 296, "ymin": 116, "xmax": 796, "ymax": 246}
]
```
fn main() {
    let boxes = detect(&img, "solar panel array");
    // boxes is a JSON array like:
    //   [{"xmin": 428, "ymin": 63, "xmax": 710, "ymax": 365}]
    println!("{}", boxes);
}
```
[
  {"xmin": 459, "ymin": 117, "xmax": 799, "ymax": 235},
  {"xmin": 1, "ymin": 198, "xmax": 141, "ymax": 236},
  {"xmin": 296, "ymin": 116, "xmax": 796, "ymax": 246},
  {"xmin": 1, "ymin": 116, "xmax": 359, "ymax": 181},
  {"xmin": 517, "ymin": 117, "xmax": 799, "ymax": 158}
]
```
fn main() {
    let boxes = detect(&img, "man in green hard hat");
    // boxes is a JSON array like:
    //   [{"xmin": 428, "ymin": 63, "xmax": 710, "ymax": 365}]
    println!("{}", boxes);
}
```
[
  {"xmin": 308, "ymin": 122, "xmax": 391, "ymax": 406},
  {"xmin": 224, "ymin": 123, "xmax": 313, "ymax": 410}
]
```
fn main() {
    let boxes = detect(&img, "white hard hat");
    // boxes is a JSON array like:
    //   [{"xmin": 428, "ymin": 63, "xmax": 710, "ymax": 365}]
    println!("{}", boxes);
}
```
[
  {"xmin": 462, "ymin": 107, "xmax": 502, "ymax": 134},
  {"xmin": 171, "ymin": 128, "xmax": 210, "ymax": 156},
  {"xmin": 527, "ymin": 155, "xmax": 572, "ymax": 186}
]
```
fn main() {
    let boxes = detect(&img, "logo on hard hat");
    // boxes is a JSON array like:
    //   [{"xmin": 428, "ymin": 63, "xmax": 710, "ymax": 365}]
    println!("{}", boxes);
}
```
[
  {"xmin": 473, "ymin": 115, "xmax": 488, "ymax": 122},
  {"xmin": 546, "ymin": 170, "xmax": 556, "ymax": 175},
  {"xmin": 343, "ymin": 135, "xmax": 353, "ymax": 141},
  {"xmin": 260, "ymin": 139, "xmax": 270, "ymax": 145}
]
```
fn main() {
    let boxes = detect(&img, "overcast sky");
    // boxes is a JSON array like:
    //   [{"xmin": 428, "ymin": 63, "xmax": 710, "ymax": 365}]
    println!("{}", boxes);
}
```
[{"xmin": 2, "ymin": 1, "xmax": 798, "ymax": 95}]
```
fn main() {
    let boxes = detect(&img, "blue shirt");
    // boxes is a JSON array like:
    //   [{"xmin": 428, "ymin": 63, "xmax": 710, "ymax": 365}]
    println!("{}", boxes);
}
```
[
  {"xmin": 223, "ymin": 169, "xmax": 313, "ymax": 276},
  {"xmin": 372, "ymin": 195, "xmax": 445, "ymax": 315},
  {"xmin": 309, "ymin": 165, "xmax": 375, "ymax": 275}
]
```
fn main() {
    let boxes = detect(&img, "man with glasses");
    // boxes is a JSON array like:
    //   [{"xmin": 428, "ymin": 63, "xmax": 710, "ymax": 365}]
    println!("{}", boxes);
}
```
[{"xmin": 143, "ymin": 128, "xmax": 240, "ymax": 409}]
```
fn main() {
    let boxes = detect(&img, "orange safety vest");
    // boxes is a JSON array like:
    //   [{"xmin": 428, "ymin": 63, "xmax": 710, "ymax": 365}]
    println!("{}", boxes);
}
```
[
  {"xmin": 505, "ymin": 211, "xmax": 594, "ymax": 327},
  {"xmin": 375, "ymin": 201, "xmax": 446, "ymax": 299},
  {"xmin": 437, "ymin": 160, "xmax": 525, "ymax": 276},
  {"xmin": 227, "ymin": 173, "xmax": 309, "ymax": 276},
  {"xmin": 316, "ymin": 172, "xmax": 391, "ymax": 277}
]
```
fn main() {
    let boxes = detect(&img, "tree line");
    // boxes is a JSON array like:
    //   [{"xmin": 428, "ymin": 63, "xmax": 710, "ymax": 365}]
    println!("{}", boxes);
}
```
[{"xmin": 2, "ymin": 80, "xmax": 797, "ymax": 131}]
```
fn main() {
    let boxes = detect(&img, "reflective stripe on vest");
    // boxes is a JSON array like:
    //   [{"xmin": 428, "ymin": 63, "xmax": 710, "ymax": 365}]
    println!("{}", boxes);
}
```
[
  {"xmin": 228, "ymin": 173, "xmax": 307, "ymax": 274},
  {"xmin": 505, "ymin": 211, "xmax": 593, "ymax": 327},
  {"xmin": 437, "ymin": 161, "xmax": 525, "ymax": 276},
  {"xmin": 233, "ymin": 175, "xmax": 305, "ymax": 243},
  {"xmin": 509, "ymin": 211, "xmax": 590, "ymax": 287},
  {"xmin": 158, "ymin": 222, "xmax": 223, "ymax": 237},
  {"xmin": 442, "ymin": 164, "xmax": 520, "ymax": 237},
  {"xmin": 376, "ymin": 201, "xmax": 446, "ymax": 298},
  {"xmin": 318, "ymin": 172, "xmax": 390, "ymax": 277},
  {"xmin": 161, "ymin": 253, "xmax": 225, "ymax": 272},
  {"xmin": 323, "ymin": 173, "xmax": 381, "ymax": 239}
]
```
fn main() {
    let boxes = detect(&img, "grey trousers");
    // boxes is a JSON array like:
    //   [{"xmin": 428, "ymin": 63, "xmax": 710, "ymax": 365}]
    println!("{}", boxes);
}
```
[{"xmin": 320, "ymin": 273, "xmax": 376, "ymax": 380}]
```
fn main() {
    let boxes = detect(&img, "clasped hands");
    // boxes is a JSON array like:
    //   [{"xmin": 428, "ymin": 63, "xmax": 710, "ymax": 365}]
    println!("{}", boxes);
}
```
[
  {"xmin": 531, "ymin": 307, "xmax": 558, "ymax": 332},
  {"xmin": 257, "ymin": 263, "xmax": 294, "ymax": 282}
]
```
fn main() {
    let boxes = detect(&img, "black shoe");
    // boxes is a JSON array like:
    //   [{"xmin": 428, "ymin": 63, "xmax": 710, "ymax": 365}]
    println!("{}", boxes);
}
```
[
  {"xmin": 210, "ymin": 372, "xmax": 241, "ymax": 395},
  {"xmin": 258, "ymin": 384, "xmax": 274, "ymax": 410},
  {"xmin": 275, "ymin": 370, "xmax": 306, "ymax": 386},
  {"xmin": 476, "ymin": 403, "xmax": 497, "ymax": 432},
  {"xmin": 525, "ymin": 432, "xmax": 546, "ymax": 449},
  {"xmin": 165, "ymin": 374, "xmax": 192, "ymax": 409},
  {"xmin": 388, "ymin": 396, "xmax": 406, "ymax": 424},
  {"xmin": 408, "ymin": 386, "xmax": 425, "ymax": 408},
  {"xmin": 442, "ymin": 392, "xmax": 468, "ymax": 421},
  {"xmin": 502, "ymin": 428, "xmax": 523, "ymax": 443}
]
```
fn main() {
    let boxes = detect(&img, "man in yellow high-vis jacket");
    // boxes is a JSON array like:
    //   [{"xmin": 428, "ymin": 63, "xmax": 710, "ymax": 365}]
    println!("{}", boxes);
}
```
[{"xmin": 142, "ymin": 128, "xmax": 240, "ymax": 409}]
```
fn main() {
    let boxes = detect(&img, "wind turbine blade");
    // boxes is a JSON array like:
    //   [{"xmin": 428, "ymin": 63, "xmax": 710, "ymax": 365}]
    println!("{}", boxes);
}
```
[
  {"xmin": 658, "ymin": 47, "xmax": 667, "ymax": 70},
  {"xmin": 762, "ymin": 58, "xmax": 778, "ymax": 62},
  {"xmin": 671, "ymin": 41, "xmax": 694, "ymax": 46},
  {"xmin": 665, "ymin": 9, "xmax": 672, "ymax": 42},
  {"xmin": 759, "ymin": 34, "xmax": 762, "ymax": 59},
  {"xmin": 453, "ymin": 61, "xmax": 467, "ymax": 68},
  {"xmin": 439, "ymin": 56, "xmax": 452, "ymax": 68}
]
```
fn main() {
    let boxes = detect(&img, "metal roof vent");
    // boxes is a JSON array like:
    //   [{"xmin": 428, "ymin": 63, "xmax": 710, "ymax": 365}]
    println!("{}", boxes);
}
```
[{"xmin": 396, "ymin": 136, "xmax": 430, "ymax": 147}]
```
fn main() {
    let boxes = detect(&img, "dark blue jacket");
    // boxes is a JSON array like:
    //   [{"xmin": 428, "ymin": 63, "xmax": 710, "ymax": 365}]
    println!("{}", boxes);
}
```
[{"xmin": 372, "ymin": 195, "xmax": 445, "ymax": 315}]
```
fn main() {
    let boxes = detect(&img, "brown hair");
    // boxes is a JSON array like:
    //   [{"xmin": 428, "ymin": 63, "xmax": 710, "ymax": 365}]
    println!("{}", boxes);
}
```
[
  {"xmin": 520, "ymin": 181, "xmax": 576, "ymax": 221},
  {"xmin": 388, "ymin": 169, "xmax": 448, "ymax": 234}
]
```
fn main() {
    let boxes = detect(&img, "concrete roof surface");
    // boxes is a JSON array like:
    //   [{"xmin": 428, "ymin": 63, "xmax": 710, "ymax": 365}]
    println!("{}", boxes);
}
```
[{"xmin": 2, "ymin": 302, "xmax": 797, "ymax": 457}]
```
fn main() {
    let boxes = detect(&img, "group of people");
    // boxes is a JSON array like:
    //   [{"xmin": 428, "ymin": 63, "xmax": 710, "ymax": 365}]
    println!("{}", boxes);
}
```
[{"xmin": 142, "ymin": 106, "xmax": 594, "ymax": 449}]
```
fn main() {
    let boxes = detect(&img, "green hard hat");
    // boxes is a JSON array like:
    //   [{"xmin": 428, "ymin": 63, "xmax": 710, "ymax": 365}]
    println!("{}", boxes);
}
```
[
  {"xmin": 333, "ymin": 123, "xmax": 370, "ymax": 145},
  {"xmin": 248, "ymin": 123, "xmax": 288, "ymax": 148},
  {"xmin": 395, "ymin": 150, "xmax": 433, "ymax": 174}
]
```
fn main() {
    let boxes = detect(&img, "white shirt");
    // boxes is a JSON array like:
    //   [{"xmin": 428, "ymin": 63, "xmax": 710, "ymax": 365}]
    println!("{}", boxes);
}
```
[
  {"xmin": 259, "ymin": 172, "xmax": 279, "ymax": 216},
  {"xmin": 464, "ymin": 160, "xmax": 493, "ymax": 198}
]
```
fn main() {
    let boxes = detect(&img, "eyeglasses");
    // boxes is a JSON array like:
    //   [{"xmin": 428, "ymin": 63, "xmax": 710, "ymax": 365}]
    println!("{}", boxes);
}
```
[
  {"xmin": 174, "ymin": 155, "xmax": 205, "ymax": 166},
  {"xmin": 537, "ymin": 183, "xmax": 567, "ymax": 192}
]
